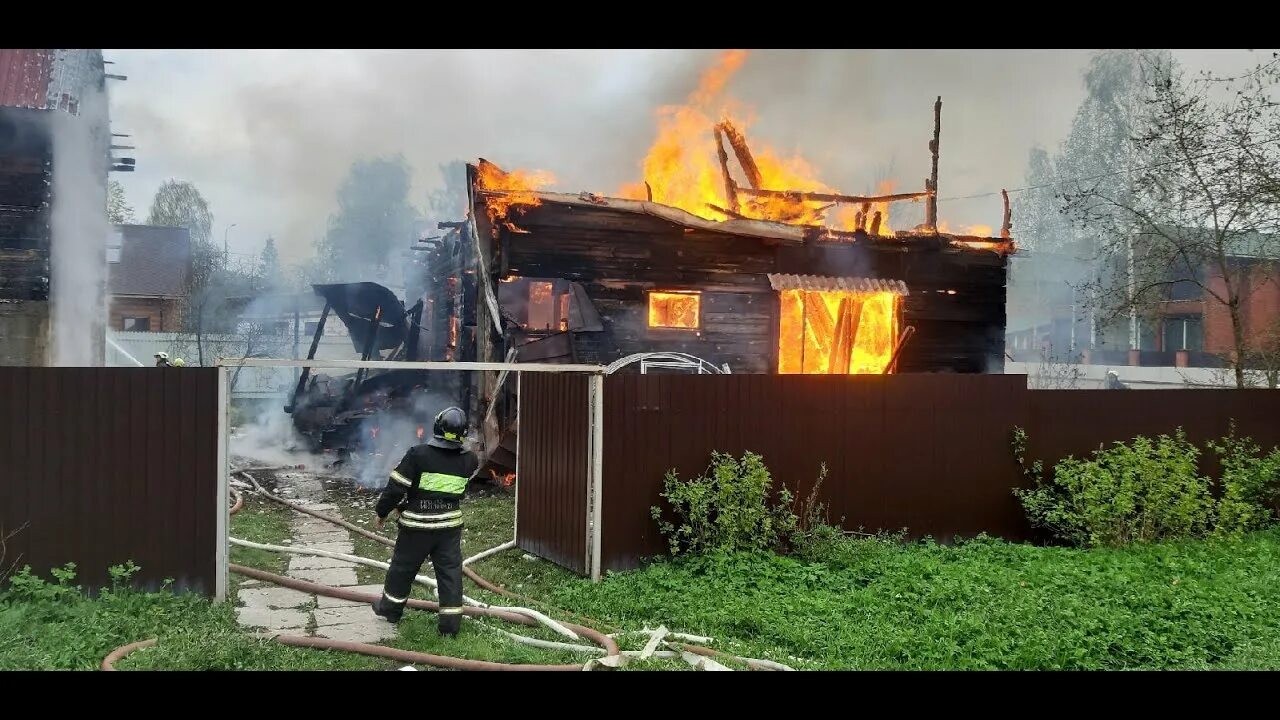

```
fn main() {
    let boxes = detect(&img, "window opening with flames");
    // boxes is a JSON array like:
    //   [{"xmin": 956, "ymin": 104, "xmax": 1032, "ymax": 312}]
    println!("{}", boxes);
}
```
[
  {"xmin": 648, "ymin": 291, "xmax": 701, "ymax": 329},
  {"xmin": 772, "ymin": 275, "xmax": 909, "ymax": 375}
]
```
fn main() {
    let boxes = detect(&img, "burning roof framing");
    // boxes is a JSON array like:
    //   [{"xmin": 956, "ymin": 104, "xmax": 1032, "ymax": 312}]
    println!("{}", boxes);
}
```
[{"xmin": 465, "ymin": 159, "xmax": 1011, "ymax": 377}]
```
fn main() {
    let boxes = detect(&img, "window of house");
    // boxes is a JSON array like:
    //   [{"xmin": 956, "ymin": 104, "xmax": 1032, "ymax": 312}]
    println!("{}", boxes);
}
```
[
  {"xmin": 1162, "ymin": 316, "xmax": 1203, "ymax": 351},
  {"xmin": 122, "ymin": 316, "xmax": 150, "ymax": 332},
  {"xmin": 648, "ymin": 291, "xmax": 701, "ymax": 329},
  {"xmin": 527, "ymin": 281, "xmax": 555, "ymax": 331}
]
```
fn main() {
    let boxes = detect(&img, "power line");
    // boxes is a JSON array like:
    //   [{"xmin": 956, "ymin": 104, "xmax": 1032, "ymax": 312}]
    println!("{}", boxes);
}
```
[{"xmin": 936, "ymin": 135, "xmax": 1280, "ymax": 203}]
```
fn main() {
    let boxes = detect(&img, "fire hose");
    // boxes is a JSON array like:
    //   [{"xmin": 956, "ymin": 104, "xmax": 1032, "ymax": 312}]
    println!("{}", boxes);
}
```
[{"xmin": 103, "ymin": 470, "xmax": 794, "ymax": 671}]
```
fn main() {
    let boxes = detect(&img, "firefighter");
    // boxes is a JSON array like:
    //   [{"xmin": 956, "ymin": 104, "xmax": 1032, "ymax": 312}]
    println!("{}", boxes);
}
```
[
  {"xmin": 154, "ymin": 352, "xmax": 171, "ymax": 368},
  {"xmin": 1104, "ymin": 370, "xmax": 1129, "ymax": 390},
  {"xmin": 371, "ymin": 406, "xmax": 483, "ymax": 636}
]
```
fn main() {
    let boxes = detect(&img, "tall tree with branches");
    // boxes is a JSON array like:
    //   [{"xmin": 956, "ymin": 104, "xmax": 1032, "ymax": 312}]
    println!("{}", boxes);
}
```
[{"xmin": 1063, "ymin": 52, "xmax": 1280, "ymax": 388}]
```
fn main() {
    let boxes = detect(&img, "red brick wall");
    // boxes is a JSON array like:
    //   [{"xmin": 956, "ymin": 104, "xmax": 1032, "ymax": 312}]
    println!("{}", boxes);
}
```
[
  {"xmin": 109, "ymin": 297, "xmax": 183, "ymax": 332},
  {"xmin": 1204, "ymin": 263, "xmax": 1280, "ymax": 357}
]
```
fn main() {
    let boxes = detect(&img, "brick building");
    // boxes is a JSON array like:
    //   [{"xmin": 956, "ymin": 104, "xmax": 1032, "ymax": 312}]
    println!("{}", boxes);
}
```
[
  {"xmin": 108, "ymin": 224, "xmax": 192, "ymax": 332},
  {"xmin": 1007, "ymin": 247, "xmax": 1280, "ymax": 369}
]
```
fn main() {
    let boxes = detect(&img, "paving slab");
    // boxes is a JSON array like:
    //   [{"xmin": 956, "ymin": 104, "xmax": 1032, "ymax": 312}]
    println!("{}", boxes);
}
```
[
  {"xmin": 306, "ymin": 541, "xmax": 357, "ymax": 554},
  {"xmin": 236, "ymin": 586, "xmax": 313, "ymax": 609},
  {"xmin": 291, "ymin": 525, "xmax": 348, "ymax": 540},
  {"xmin": 288, "ymin": 554, "xmax": 356, "ymax": 571},
  {"xmin": 288, "ymin": 566, "xmax": 358, "ymax": 586},
  {"xmin": 236, "ymin": 606, "xmax": 309, "ymax": 630},
  {"xmin": 314, "ymin": 605, "xmax": 379, "ymax": 627},
  {"xmin": 314, "ymin": 621, "xmax": 398, "ymax": 643}
]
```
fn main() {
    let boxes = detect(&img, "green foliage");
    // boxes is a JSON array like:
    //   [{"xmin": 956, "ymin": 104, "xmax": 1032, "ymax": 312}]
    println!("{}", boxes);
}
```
[
  {"xmin": 1013, "ymin": 426, "xmax": 1280, "ymax": 547},
  {"xmin": 1207, "ymin": 426, "xmax": 1280, "ymax": 538},
  {"xmin": 551, "ymin": 528, "xmax": 1280, "ymax": 670},
  {"xmin": 651, "ymin": 451, "xmax": 797, "ymax": 556}
]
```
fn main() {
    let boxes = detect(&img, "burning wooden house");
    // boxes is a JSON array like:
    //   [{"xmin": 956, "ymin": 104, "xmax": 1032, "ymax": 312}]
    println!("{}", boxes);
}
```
[
  {"xmin": 288, "ymin": 89, "xmax": 1015, "ymax": 488},
  {"xmin": 454, "ymin": 99, "xmax": 1013, "ymax": 388}
]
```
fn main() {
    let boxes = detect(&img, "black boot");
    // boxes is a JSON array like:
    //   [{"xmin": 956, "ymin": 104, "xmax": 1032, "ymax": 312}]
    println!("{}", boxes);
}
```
[
  {"xmin": 438, "ymin": 612, "xmax": 461, "ymax": 637},
  {"xmin": 372, "ymin": 595, "xmax": 404, "ymax": 624}
]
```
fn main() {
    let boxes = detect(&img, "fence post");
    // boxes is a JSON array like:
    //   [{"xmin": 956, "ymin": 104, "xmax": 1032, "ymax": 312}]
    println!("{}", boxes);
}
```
[
  {"xmin": 588, "ymin": 373, "xmax": 605, "ymax": 582},
  {"xmin": 215, "ymin": 365, "xmax": 229, "ymax": 603}
]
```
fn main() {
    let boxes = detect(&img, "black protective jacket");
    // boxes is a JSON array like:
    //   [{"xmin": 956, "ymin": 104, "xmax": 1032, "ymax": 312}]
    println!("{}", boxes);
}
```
[{"xmin": 376, "ymin": 444, "xmax": 479, "ymax": 531}]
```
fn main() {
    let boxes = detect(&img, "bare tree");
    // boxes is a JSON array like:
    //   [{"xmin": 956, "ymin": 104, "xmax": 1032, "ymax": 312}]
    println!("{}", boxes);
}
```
[
  {"xmin": 1063, "ymin": 54, "xmax": 1280, "ymax": 388},
  {"xmin": 107, "ymin": 179, "xmax": 135, "ymax": 224}
]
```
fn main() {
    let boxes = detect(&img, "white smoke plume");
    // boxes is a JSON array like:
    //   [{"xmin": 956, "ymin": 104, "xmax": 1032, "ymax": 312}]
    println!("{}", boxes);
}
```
[{"xmin": 48, "ymin": 85, "xmax": 110, "ymax": 366}]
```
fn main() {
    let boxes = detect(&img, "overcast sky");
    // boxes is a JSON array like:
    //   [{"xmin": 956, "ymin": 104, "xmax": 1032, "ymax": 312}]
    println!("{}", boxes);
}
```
[{"xmin": 103, "ymin": 49, "xmax": 1268, "ymax": 266}]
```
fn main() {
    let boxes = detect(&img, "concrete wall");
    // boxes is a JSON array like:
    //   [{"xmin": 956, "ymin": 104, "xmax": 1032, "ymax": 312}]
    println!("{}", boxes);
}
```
[
  {"xmin": 1003, "ymin": 361, "xmax": 1264, "ymax": 390},
  {"xmin": 0, "ymin": 300, "xmax": 49, "ymax": 366}
]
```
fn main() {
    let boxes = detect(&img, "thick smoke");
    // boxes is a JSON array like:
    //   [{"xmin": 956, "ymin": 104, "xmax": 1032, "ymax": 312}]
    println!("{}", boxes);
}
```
[
  {"xmin": 229, "ymin": 400, "xmax": 311, "ymax": 468},
  {"xmin": 48, "ymin": 86, "xmax": 110, "ymax": 366},
  {"xmin": 350, "ymin": 390, "xmax": 461, "ymax": 489},
  {"xmin": 109, "ymin": 49, "xmax": 1123, "ymax": 265}
]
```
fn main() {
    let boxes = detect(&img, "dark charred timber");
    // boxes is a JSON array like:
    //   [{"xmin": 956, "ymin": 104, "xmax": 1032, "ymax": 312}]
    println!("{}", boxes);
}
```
[
  {"xmin": 714, "ymin": 127, "xmax": 741, "ymax": 215},
  {"xmin": 926, "ymin": 96, "xmax": 942, "ymax": 230},
  {"xmin": 1001, "ymin": 189, "xmax": 1012, "ymax": 239},
  {"xmin": 737, "ymin": 187, "xmax": 932, "ymax": 205},
  {"xmin": 706, "ymin": 203, "xmax": 749, "ymax": 220},
  {"xmin": 463, "ymin": 164, "xmax": 1009, "ymax": 378},
  {"xmin": 717, "ymin": 121, "xmax": 763, "ymax": 189},
  {"xmin": 286, "ymin": 301, "xmax": 330, "ymax": 413}
]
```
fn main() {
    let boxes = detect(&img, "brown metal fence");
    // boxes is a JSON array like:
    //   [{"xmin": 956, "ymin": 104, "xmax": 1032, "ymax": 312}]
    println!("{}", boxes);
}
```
[
  {"xmin": 0, "ymin": 367, "xmax": 219, "ymax": 594},
  {"xmin": 516, "ymin": 373, "xmax": 1280, "ymax": 575},
  {"xmin": 515, "ymin": 372, "xmax": 591, "ymax": 574}
]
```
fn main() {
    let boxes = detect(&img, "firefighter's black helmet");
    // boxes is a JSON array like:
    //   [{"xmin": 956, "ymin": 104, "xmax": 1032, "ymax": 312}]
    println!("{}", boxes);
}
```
[{"xmin": 428, "ymin": 406, "xmax": 467, "ymax": 449}]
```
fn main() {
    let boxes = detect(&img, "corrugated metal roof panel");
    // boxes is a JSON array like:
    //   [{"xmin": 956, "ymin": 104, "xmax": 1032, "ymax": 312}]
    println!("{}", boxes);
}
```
[
  {"xmin": 0, "ymin": 49, "xmax": 52, "ymax": 109},
  {"xmin": 766, "ymin": 274, "xmax": 909, "ymax": 295}
]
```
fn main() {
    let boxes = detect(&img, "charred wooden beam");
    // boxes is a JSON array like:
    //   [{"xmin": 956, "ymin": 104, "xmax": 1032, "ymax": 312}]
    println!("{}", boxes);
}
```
[
  {"xmin": 804, "ymin": 297, "xmax": 835, "ymax": 357},
  {"xmin": 925, "ymin": 96, "xmax": 942, "ymax": 230},
  {"xmin": 713, "ymin": 127, "xmax": 741, "ymax": 214},
  {"xmin": 717, "ymin": 121, "xmax": 763, "ymax": 189},
  {"xmin": 828, "ymin": 298, "xmax": 865, "ymax": 374},
  {"xmin": 884, "ymin": 325, "xmax": 916, "ymax": 374},
  {"xmin": 869, "ymin": 211, "xmax": 883, "ymax": 236},
  {"xmin": 706, "ymin": 203, "xmax": 749, "ymax": 220},
  {"xmin": 737, "ymin": 186, "xmax": 932, "ymax": 205},
  {"xmin": 645, "ymin": 181, "xmax": 654, "ymax": 202},
  {"xmin": 1001, "ymin": 189, "xmax": 1012, "ymax": 239}
]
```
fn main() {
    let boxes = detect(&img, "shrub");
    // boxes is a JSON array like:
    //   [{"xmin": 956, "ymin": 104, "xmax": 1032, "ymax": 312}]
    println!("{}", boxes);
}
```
[
  {"xmin": 1013, "ymin": 425, "xmax": 1280, "ymax": 547},
  {"xmin": 1207, "ymin": 426, "xmax": 1280, "ymax": 538},
  {"xmin": 651, "ymin": 451, "xmax": 797, "ymax": 556}
]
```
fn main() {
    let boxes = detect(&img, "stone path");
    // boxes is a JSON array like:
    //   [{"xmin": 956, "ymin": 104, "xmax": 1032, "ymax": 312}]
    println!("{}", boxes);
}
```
[{"xmin": 235, "ymin": 492, "xmax": 397, "ymax": 644}]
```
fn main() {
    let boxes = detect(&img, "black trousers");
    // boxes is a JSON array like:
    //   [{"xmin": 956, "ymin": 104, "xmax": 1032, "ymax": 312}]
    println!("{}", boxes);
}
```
[{"xmin": 380, "ymin": 526, "xmax": 464, "ymax": 635}]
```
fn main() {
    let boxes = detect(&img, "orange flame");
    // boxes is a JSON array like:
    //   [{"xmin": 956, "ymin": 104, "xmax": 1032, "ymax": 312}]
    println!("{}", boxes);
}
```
[
  {"xmin": 648, "ymin": 291, "xmax": 700, "ymax": 329},
  {"xmin": 777, "ymin": 290, "xmax": 900, "ymax": 374},
  {"xmin": 620, "ymin": 50, "xmax": 896, "ymax": 235},
  {"xmin": 489, "ymin": 469, "xmax": 517, "ymax": 487},
  {"xmin": 416, "ymin": 426, "xmax": 425, "ymax": 441},
  {"xmin": 476, "ymin": 159, "xmax": 555, "ymax": 223}
]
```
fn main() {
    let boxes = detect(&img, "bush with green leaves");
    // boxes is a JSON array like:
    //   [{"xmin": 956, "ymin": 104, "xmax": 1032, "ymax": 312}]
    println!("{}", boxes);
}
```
[
  {"xmin": 651, "ymin": 451, "xmax": 798, "ymax": 556},
  {"xmin": 1012, "ymin": 425, "xmax": 1280, "ymax": 547},
  {"xmin": 1207, "ymin": 428, "xmax": 1280, "ymax": 537}
]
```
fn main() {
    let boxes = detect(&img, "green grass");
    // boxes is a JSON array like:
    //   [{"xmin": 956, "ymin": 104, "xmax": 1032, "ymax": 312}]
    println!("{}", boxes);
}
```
[
  {"xmin": 547, "ymin": 530, "xmax": 1280, "ymax": 670},
  {"xmin": 0, "ymin": 565, "xmax": 387, "ymax": 670},
  {"xmin": 228, "ymin": 497, "xmax": 293, "ymax": 597},
  {"xmin": 10, "ymin": 482, "xmax": 1276, "ymax": 670}
]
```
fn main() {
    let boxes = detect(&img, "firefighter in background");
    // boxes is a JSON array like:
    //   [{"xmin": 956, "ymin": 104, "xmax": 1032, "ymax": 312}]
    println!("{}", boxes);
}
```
[
  {"xmin": 371, "ymin": 406, "xmax": 485, "ymax": 636},
  {"xmin": 153, "ymin": 352, "xmax": 187, "ymax": 367},
  {"xmin": 1104, "ymin": 370, "xmax": 1129, "ymax": 389}
]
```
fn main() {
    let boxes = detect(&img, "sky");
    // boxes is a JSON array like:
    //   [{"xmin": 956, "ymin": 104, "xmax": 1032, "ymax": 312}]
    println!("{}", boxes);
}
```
[{"xmin": 103, "ymin": 49, "xmax": 1269, "ymax": 267}]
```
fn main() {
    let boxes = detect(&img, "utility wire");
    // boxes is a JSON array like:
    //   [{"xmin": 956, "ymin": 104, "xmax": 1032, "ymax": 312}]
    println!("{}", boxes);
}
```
[{"xmin": 936, "ymin": 135, "xmax": 1280, "ymax": 203}]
